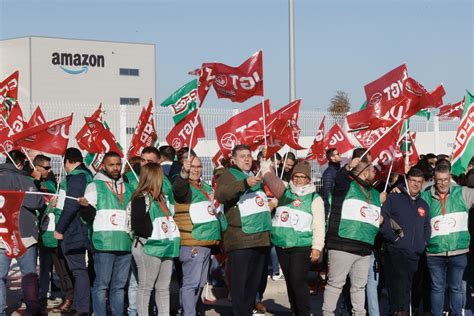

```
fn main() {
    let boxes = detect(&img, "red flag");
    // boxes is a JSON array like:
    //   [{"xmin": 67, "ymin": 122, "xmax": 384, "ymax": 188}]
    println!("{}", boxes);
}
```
[
  {"xmin": 348, "ymin": 78, "xmax": 445, "ymax": 131},
  {"xmin": 212, "ymin": 150, "xmax": 225, "ymax": 168},
  {"xmin": 128, "ymin": 100, "xmax": 157, "ymax": 158},
  {"xmin": 6, "ymin": 102, "xmax": 27, "ymax": 134},
  {"xmin": 0, "ymin": 71, "xmax": 19, "ymax": 118},
  {"xmin": 11, "ymin": 115, "xmax": 73, "ymax": 155},
  {"xmin": 354, "ymin": 127, "xmax": 392, "ymax": 148},
  {"xmin": 267, "ymin": 100, "xmax": 305, "ymax": 152},
  {"xmin": 75, "ymin": 104, "xmax": 104, "ymax": 152},
  {"xmin": 215, "ymin": 100, "xmax": 271, "ymax": 157},
  {"xmin": 317, "ymin": 123, "xmax": 354, "ymax": 165},
  {"xmin": 364, "ymin": 64, "xmax": 408, "ymax": 109},
  {"xmin": 85, "ymin": 118, "xmax": 124, "ymax": 157},
  {"xmin": 306, "ymin": 116, "xmax": 325, "ymax": 163},
  {"xmin": 198, "ymin": 50, "xmax": 263, "ymax": 104},
  {"xmin": 27, "ymin": 106, "xmax": 46, "ymax": 128},
  {"xmin": 166, "ymin": 110, "xmax": 205, "ymax": 152},
  {"xmin": 438, "ymin": 98, "xmax": 464, "ymax": 120},
  {"xmin": 369, "ymin": 120, "xmax": 404, "ymax": 179},
  {"xmin": 0, "ymin": 191, "xmax": 27, "ymax": 258}
]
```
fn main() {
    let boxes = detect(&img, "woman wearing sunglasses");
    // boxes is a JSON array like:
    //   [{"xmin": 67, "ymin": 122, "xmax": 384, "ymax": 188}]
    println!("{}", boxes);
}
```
[{"xmin": 260, "ymin": 159, "xmax": 325, "ymax": 316}]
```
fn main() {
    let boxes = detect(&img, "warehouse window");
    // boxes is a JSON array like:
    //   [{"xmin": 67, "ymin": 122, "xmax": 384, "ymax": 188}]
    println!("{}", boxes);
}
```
[
  {"xmin": 120, "ymin": 68, "xmax": 139, "ymax": 76},
  {"xmin": 120, "ymin": 97, "xmax": 140, "ymax": 105},
  {"xmin": 126, "ymin": 127, "xmax": 135, "ymax": 135}
]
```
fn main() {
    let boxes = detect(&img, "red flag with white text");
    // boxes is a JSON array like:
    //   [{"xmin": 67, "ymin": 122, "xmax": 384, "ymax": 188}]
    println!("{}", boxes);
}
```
[
  {"xmin": 85, "ymin": 118, "xmax": 124, "ymax": 157},
  {"xmin": 306, "ymin": 116, "xmax": 325, "ymax": 163},
  {"xmin": 0, "ymin": 190, "xmax": 27, "ymax": 258},
  {"xmin": 166, "ymin": 110, "xmax": 205, "ymax": 152},
  {"xmin": 128, "ymin": 100, "xmax": 157, "ymax": 158},
  {"xmin": 27, "ymin": 106, "xmax": 47, "ymax": 128},
  {"xmin": 0, "ymin": 71, "xmax": 19, "ymax": 119},
  {"xmin": 318, "ymin": 123, "xmax": 354, "ymax": 165},
  {"xmin": 215, "ymin": 100, "xmax": 271, "ymax": 157},
  {"xmin": 75, "ymin": 104, "xmax": 104, "ymax": 152},
  {"xmin": 11, "ymin": 115, "xmax": 73, "ymax": 155},
  {"xmin": 197, "ymin": 50, "xmax": 263, "ymax": 104},
  {"xmin": 6, "ymin": 102, "xmax": 27, "ymax": 134},
  {"xmin": 438, "ymin": 99, "xmax": 464, "ymax": 120}
]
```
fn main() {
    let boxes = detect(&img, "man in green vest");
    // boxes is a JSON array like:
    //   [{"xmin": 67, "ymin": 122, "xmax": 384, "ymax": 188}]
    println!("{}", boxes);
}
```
[
  {"xmin": 173, "ymin": 155, "xmax": 222, "ymax": 316},
  {"xmin": 216, "ymin": 144, "xmax": 272, "ymax": 316},
  {"xmin": 323, "ymin": 155, "xmax": 385, "ymax": 316},
  {"xmin": 78, "ymin": 151, "xmax": 134, "ymax": 316},
  {"xmin": 422, "ymin": 163, "xmax": 474, "ymax": 316}
]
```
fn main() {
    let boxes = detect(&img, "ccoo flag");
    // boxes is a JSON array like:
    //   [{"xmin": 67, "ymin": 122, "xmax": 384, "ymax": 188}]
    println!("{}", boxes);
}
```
[
  {"xmin": 161, "ymin": 80, "xmax": 198, "ymax": 124},
  {"xmin": 451, "ymin": 90, "xmax": 474, "ymax": 176}
]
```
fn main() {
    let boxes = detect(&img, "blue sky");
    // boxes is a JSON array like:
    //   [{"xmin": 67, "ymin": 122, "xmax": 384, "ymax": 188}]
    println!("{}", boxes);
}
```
[{"xmin": 0, "ymin": 0, "xmax": 472, "ymax": 111}]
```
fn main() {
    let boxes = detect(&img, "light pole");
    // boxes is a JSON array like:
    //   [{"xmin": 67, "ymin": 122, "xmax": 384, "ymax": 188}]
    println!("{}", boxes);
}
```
[{"xmin": 289, "ymin": 0, "xmax": 296, "ymax": 102}]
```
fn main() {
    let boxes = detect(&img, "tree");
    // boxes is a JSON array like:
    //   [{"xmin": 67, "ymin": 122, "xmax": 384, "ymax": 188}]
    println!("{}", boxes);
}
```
[{"xmin": 328, "ymin": 90, "xmax": 350, "ymax": 117}]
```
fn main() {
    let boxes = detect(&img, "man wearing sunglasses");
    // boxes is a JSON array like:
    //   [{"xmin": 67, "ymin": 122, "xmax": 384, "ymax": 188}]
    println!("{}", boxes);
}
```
[{"xmin": 32, "ymin": 154, "xmax": 57, "ymax": 192}]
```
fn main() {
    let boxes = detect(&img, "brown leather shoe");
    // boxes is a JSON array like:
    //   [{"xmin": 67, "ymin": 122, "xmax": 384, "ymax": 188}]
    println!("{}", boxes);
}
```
[{"xmin": 56, "ymin": 298, "xmax": 74, "ymax": 312}]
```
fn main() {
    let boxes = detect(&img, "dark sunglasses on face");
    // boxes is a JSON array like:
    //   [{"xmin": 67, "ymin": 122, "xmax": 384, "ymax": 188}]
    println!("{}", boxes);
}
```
[{"xmin": 38, "ymin": 165, "xmax": 52, "ymax": 170}]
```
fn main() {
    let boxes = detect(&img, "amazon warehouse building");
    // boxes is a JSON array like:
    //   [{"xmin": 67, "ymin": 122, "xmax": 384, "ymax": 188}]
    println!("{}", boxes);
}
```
[{"xmin": 0, "ymin": 36, "xmax": 156, "ymax": 150}]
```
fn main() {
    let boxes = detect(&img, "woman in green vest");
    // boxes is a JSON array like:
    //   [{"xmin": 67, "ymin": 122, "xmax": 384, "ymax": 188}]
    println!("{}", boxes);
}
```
[
  {"xmin": 130, "ymin": 162, "xmax": 180, "ymax": 316},
  {"xmin": 260, "ymin": 160, "xmax": 325, "ymax": 316}
]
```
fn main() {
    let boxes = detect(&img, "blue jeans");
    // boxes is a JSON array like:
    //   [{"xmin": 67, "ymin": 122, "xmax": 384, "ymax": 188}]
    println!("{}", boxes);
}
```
[
  {"xmin": 179, "ymin": 246, "xmax": 210, "ymax": 316},
  {"xmin": 367, "ymin": 252, "xmax": 380, "ymax": 316},
  {"xmin": 427, "ymin": 254, "xmax": 468, "ymax": 316},
  {"xmin": 127, "ymin": 258, "xmax": 138, "ymax": 316},
  {"xmin": 270, "ymin": 246, "xmax": 280, "ymax": 275},
  {"xmin": 92, "ymin": 252, "xmax": 132, "ymax": 316},
  {"xmin": 0, "ymin": 246, "xmax": 38, "ymax": 315}
]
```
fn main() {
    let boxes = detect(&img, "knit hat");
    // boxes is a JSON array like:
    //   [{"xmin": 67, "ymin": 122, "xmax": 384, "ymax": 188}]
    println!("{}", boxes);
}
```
[{"xmin": 291, "ymin": 161, "xmax": 311, "ymax": 179}]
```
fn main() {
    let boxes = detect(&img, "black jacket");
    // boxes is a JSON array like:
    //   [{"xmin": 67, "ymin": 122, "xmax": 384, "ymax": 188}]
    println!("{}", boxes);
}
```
[
  {"xmin": 55, "ymin": 164, "xmax": 92, "ymax": 253},
  {"xmin": 322, "ymin": 162, "xmax": 340, "ymax": 214},
  {"xmin": 380, "ymin": 185, "xmax": 431, "ymax": 256},
  {"xmin": 325, "ymin": 166, "xmax": 375, "ymax": 256}
]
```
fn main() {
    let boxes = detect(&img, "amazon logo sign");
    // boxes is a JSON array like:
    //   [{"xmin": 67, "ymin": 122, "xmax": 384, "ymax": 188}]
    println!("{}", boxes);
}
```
[{"xmin": 51, "ymin": 52, "xmax": 105, "ymax": 75}]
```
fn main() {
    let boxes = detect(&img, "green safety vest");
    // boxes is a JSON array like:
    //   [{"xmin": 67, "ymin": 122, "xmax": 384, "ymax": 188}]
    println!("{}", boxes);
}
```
[
  {"xmin": 228, "ymin": 168, "xmax": 272, "ymax": 234},
  {"xmin": 272, "ymin": 189, "xmax": 318, "ymax": 248},
  {"xmin": 91, "ymin": 180, "xmax": 133, "ymax": 251},
  {"xmin": 125, "ymin": 170, "xmax": 139, "ymax": 189},
  {"xmin": 188, "ymin": 181, "xmax": 226, "ymax": 241},
  {"xmin": 338, "ymin": 181, "xmax": 381, "ymax": 245},
  {"xmin": 143, "ymin": 195, "xmax": 181, "ymax": 258},
  {"xmin": 40, "ymin": 168, "xmax": 93, "ymax": 248},
  {"xmin": 421, "ymin": 186, "xmax": 470, "ymax": 253}
]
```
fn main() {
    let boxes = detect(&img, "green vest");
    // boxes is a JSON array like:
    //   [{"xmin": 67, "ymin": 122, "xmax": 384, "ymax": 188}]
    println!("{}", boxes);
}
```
[
  {"xmin": 143, "ymin": 195, "xmax": 181, "ymax": 258},
  {"xmin": 421, "ymin": 186, "xmax": 470, "ymax": 253},
  {"xmin": 40, "ymin": 168, "xmax": 93, "ymax": 248},
  {"xmin": 163, "ymin": 176, "xmax": 175, "ymax": 215},
  {"xmin": 272, "ymin": 189, "xmax": 318, "ymax": 248},
  {"xmin": 92, "ymin": 180, "xmax": 133, "ymax": 251},
  {"xmin": 188, "ymin": 181, "xmax": 225, "ymax": 241},
  {"xmin": 228, "ymin": 168, "xmax": 272, "ymax": 234},
  {"xmin": 338, "ymin": 181, "xmax": 381, "ymax": 245},
  {"xmin": 125, "ymin": 170, "xmax": 139, "ymax": 189}
]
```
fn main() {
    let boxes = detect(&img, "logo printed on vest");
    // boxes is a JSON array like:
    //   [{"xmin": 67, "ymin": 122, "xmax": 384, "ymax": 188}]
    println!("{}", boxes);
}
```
[
  {"xmin": 161, "ymin": 222, "xmax": 168, "ymax": 233},
  {"xmin": 255, "ymin": 196, "xmax": 265, "ymax": 207},
  {"xmin": 110, "ymin": 214, "xmax": 118, "ymax": 226},
  {"xmin": 418, "ymin": 207, "xmax": 426, "ymax": 217},
  {"xmin": 360, "ymin": 205, "xmax": 380, "ymax": 221},
  {"xmin": 292, "ymin": 198, "xmax": 302, "ymax": 207},
  {"xmin": 433, "ymin": 217, "xmax": 456, "ymax": 231},
  {"xmin": 207, "ymin": 205, "xmax": 215, "ymax": 216},
  {"xmin": 280, "ymin": 211, "xmax": 289, "ymax": 222}
]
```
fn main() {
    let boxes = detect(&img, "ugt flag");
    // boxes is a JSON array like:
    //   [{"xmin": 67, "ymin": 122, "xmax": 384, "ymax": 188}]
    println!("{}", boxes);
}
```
[
  {"xmin": 451, "ymin": 90, "xmax": 474, "ymax": 176},
  {"xmin": 306, "ymin": 116, "xmax": 325, "ymax": 162},
  {"xmin": 0, "ymin": 71, "xmax": 19, "ymax": 119},
  {"xmin": 166, "ymin": 109, "xmax": 205, "ymax": 151},
  {"xmin": 198, "ymin": 50, "xmax": 263, "ymax": 104},
  {"xmin": 0, "ymin": 191, "xmax": 27, "ymax": 258},
  {"xmin": 161, "ymin": 80, "xmax": 198, "ymax": 124}
]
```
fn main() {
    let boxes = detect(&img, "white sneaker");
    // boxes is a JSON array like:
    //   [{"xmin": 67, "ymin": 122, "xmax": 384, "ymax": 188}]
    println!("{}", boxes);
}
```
[{"xmin": 272, "ymin": 273, "xmax": 285, "ymax": 280}]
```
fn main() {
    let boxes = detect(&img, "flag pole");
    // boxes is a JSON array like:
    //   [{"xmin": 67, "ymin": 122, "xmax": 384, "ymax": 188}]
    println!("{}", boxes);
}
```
[
  {"xmin": 383, "ymin": 158, "xmax": 395, "ymax": 193},
  {"xmin": 404, "ymin": 119, "xmax": 410, "ymax": 166},
  {"xmin": 262, "ymin": 97, "xmax": 268, "ymax": 154},
  {"xmin": 25, "ymin": 191, "xmax": 79, "ymax": 202},
  {"xmin": 280, "ymin": 149, "xmax": 289, "ymax": 179},
  {"xmin": 20, "ymin": 147, "xmax": 34, "ymax": 169},
  {"xmin": 0, "ymin": 144, "xmax": 19, "ymax": 169},
  {"xmin": 359, "ymin": 119, "xmax": 402, "ymax": 162},
  {"xmin": 125, "ymin": 158, "xmax": 139, "ymax": 181},
  {"xmin": 187, "ymin": 104, "xmax": 202, "ymax": 161}
]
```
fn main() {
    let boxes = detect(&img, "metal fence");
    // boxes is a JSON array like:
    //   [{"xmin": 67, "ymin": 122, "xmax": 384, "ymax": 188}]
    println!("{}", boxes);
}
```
[{"xmin": 2, "ymin": 102, "xmax": 459, "ymax": 185}]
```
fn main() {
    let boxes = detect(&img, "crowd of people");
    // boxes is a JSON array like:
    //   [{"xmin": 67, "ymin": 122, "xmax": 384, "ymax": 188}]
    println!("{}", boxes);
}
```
[{"xmin": 0, "ymin": 144, "xmax": 473, "ymax": 316}]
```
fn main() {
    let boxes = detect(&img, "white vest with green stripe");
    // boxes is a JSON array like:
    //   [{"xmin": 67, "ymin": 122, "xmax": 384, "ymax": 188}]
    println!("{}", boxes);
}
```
[
  {"xmin": 272, "ymin": 189, "xmax": 318, "ymax": 248},
  {"xmin": 92, "ymin": 180, "xmax": 133, "ymax": 251},
  {"xmin": 143, "ymin": 195, "xmax": 181, "ymax": 258},
  {"xmin": 188, "ymin": 181, "xmax": 224, "ymax": 241},
  {"xmin": 421, "ymin": 186, "xmax": 469, "ymax": 253},
  {"xmin": 338, "ymin": 181, "xmax": 381, "ymax": 245},
  {"xmin": 163, "ymin": 176, "xmax": 175, "ymax": 215},
  {"xmin": 228, "ymin": 168, "xmax": 272, "ymax": 234},
  {"xmin": 41, "ymin": 168, "xmax": 93, "ymax": 248}
]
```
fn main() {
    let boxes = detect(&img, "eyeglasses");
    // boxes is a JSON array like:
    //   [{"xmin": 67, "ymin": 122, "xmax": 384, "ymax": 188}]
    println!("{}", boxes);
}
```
[
  {"xmin": 38, "ymin": 165, "xmax": 52, "ymax": 170},
  {"xmin": 435, "ymin": 178, "xmax": 450, "ymax": 184}
]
